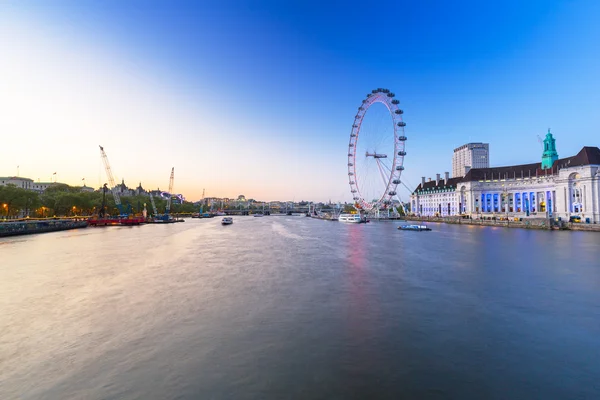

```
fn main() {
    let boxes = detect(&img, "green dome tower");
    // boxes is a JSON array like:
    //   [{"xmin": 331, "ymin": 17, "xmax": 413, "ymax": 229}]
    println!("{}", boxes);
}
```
[{"xmin": 541, "ymin": 128, "xmax": 558, "ymax": 169}]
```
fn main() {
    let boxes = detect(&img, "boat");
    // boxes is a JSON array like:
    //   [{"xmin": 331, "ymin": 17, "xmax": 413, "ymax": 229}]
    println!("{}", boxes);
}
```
[
  {"xmin": 398, "ymin": 224, "xmax": 431, "ymax": 231},
  {"xmin": 253, "ymin": 213, "xmax": 264, "ymax": 217},
  {"xmin": 338, "ymin": 213, "xmax": 366, "ymax": 223},
  {"xmin": 221, "ymin": 217, "xmax": 233, "ymax": 225},
  {"xmin": 89, "ymin": 216, "xmax": 145, "ymax": 226}
]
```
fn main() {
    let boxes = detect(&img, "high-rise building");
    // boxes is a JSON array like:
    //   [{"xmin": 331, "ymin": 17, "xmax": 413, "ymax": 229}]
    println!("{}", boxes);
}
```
[{"xmin": 452, "ymin": 143, "xmax": 489, "ymax": 177}]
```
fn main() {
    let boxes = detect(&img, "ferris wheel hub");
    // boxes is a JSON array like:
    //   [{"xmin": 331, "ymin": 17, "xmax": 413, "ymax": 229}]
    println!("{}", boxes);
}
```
[{"xmin": 365, "ymin": 152, "xmax": 387, "ymax": 158}]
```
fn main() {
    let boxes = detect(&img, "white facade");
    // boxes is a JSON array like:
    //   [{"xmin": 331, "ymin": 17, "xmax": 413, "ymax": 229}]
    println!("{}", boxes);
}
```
[
  {"xmin": 1, "ymin": 177, "xmax": 70, "ymax": 193},
  {"xmin": 31, "ymin": 182, "xmax": 54, "ymax": 192},
  {"xmin": 411, "ymin": 153, "xmax": 600, "ymax": 224},
  {"xmin": 1, "ymin": 177, "xmax": 34, "ymax": 190},
  {"xmin": 452, "ymin": 143, "xmax": 489, "ymax": 178}
]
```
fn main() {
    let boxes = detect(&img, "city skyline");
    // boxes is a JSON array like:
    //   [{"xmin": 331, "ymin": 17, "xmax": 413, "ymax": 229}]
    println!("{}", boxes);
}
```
[{"xmin": 1, "ymin": 1, "xmax": 599, "ymax": 202}]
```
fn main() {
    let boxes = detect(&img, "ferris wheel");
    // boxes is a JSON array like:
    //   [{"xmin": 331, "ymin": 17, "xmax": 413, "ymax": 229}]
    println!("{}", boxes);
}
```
[{"xmin": 347, "ymin": 88, "xmax": 406, "ymax": 211}]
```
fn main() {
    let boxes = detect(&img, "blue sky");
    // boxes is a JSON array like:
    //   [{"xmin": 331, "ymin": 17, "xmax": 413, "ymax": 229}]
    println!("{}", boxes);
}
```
[{"xmin": 1, "ymin": 0, "xmax": 599, "ymax": 201}]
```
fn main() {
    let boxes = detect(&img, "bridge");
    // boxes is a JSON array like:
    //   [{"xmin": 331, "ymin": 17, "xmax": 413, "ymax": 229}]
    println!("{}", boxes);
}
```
[{"xmin": 223, "ymin": 207, "xmax": 314, "ymax": 216}]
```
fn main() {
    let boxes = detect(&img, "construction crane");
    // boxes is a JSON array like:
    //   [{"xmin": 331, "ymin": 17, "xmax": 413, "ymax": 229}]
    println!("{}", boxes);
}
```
[
  {"xmin": 99, "ymin": 145, "xmax": 132, "ymax": 217},
  {"xmin": 166, "ymin": 167, "xmax": 174, "ymax": 215},
  {"xmin": 99, "ymin": 145, "xmax": 125, "ymax": 216},
  {"xmin": 149, "ymin": 192, "xmax": 158, "ymax": 216}
]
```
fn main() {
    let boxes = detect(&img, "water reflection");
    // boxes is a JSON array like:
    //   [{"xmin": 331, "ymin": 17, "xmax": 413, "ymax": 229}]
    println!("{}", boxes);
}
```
[
  {"xmin": 1, "ymin": 218, "xmax": 600, "ymax": 399},
  {"xmin": 343, "ymin": 224, "xmax": 381, "ymax": 379}
]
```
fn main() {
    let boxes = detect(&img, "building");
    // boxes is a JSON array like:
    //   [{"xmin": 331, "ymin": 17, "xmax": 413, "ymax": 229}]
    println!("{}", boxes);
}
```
[
  {"xmin": 452, "ymin": 142, "xmax": 490, "ymax": 177},
  {"xmin": 1, "ymin": 177, "xmax": 57, "ymax": 193},
  {"xmin": 411, "ymin": 131, "xmax": 600, "ymax": 223},
  {"xmin": 1, "ymin": 176, "xmax": 34, "ymax": 190},
  {"xmin": 79, "ymin": 185, "xmax": 95, "ymax": 193}
]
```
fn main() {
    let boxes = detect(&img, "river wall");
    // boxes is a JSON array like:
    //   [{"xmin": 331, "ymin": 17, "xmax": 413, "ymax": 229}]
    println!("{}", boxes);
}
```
[
  {"xmin": 0, "ymin": 219, "xmax": 89, "ymax": 238},
  {"xmin": 403, "ymin": 216, "xmax": 600, "ymax": 232}
]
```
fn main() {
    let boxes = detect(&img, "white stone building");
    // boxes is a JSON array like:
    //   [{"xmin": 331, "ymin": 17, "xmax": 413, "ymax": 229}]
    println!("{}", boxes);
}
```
[
  {"xmin": 0, "ymin": 177, "xmax": 59, "ymax": 193},
  {"xmin": 0, "ymin": 176, "xmax": 34, "ymax": 190},
  {"xmin": 412, "ymin": 134, "xmax": 600, "ymax": 223},
  {"xmin": 452, "ymin": 143, "xmax": 489, "ymax": 177}
]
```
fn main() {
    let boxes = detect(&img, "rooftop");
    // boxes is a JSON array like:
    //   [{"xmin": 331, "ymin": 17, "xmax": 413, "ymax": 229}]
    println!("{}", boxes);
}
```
[{"xmin": 414, "ymin": 146, "xmax": 600, "ymax": 193}]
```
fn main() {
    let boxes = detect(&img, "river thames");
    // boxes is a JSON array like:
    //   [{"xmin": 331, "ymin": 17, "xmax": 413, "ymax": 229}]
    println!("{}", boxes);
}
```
[{"xmin": 1, "ymin": 217, "xmax": 599, "ymax": 399}]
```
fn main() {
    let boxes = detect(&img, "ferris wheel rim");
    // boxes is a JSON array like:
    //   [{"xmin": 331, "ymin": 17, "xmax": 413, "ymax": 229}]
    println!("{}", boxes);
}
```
[{"xmin": 347, "ymin": 88, "xmax": 407, "ymax": 211}]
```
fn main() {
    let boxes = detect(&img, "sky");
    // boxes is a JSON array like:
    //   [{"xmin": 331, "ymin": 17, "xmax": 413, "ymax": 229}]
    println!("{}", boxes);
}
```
[{"xmin": 1, "ymin": 0, "xmax": 599, "ymax": 202}]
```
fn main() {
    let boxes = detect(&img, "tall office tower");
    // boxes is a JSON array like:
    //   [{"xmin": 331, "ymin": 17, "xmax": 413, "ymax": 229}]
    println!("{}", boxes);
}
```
[{"xmin": 452, "ymin": 143, "xmax": 489, "ymax": 177}]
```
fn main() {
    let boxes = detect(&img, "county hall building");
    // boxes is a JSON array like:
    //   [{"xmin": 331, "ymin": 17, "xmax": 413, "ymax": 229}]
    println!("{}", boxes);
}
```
[{"xmin": 410, "ymin": 130, "xmax": 600, "ymax": 223}]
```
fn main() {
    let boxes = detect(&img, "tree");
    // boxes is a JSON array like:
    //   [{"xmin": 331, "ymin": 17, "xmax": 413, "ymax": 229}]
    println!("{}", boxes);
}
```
[{"xmin": 0, "ymin": 184, "xmax": 40, "ymax": 218}]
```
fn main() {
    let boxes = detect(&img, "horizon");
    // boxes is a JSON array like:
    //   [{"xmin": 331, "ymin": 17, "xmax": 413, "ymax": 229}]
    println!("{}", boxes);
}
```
[{"xmin": 2, "ymin": 1, "xmax": 599, "ymax": 203}]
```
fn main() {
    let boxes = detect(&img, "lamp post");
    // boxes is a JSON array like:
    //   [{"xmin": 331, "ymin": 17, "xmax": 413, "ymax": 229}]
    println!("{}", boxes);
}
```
[{"xmin": 2, "ymin": 203, "xmax": 7, "ymax": 219}]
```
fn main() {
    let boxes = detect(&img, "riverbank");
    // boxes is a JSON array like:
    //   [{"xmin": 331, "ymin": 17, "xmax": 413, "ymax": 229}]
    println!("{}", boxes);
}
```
[
  {"xmin": 403, "ymin": 216, "xmax": 600, "ymax": 232},
  {"xmin": 0, "ymin": 218, "xmax": 89, "ymax": 237}
]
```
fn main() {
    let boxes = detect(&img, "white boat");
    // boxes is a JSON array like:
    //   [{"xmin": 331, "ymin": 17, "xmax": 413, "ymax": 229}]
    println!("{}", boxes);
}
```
[
  {"xmin": 253, "ymin": 213, "xmax": 264, "ymax": 217},
  {"xmin": 221, "ymin": 217, "xmax": 233, "ymax": 225},
  {"xmin": 398, "ymin": 224, "xmax": 431, "ymax": 231},
  {"xmin": 338, "ymin": 213, "xmax": 365, "ymax": 223}
]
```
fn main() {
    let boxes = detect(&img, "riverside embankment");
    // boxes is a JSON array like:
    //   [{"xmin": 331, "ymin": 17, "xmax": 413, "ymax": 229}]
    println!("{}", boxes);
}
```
[{"xmin": 403, "ymin": 216, "xmax": 600, "ymax": 232}]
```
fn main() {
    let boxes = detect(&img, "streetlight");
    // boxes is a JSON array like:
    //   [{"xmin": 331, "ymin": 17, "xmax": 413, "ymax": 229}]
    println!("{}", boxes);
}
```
[
  {"xmin": 2, "ymin": 203, "xmax": 7, "ymax": 219},
  {"xmin": 72, "ymin": 206, "xmax": 77, "ymax": 216}
]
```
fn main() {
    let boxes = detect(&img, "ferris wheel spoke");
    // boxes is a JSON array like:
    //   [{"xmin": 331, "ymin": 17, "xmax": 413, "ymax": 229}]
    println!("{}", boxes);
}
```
[
  {"xmin": 379, "ymin": 157, "xmax": 393, "ymax": 173},
  {"xmin": 375, "ymin": 159, "xmax": 390, "ymax": 188}
]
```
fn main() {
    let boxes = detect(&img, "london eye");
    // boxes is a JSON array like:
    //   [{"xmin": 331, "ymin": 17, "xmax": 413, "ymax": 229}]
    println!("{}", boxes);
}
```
[{"xmin": 347, "ymin": 88, "xmax": 406, "ymax": 211}]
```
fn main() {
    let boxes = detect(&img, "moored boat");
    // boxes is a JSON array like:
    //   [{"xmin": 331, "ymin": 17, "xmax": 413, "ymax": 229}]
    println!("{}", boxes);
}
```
[
  {"xmin": 89, "ymin": 216, "xmax": 145, "ymax": 226},
  {"xmin": 338, "ymin": 213, "xmax": 366, "ymax": 223},
  {"xmin": 398, "ymin": 224, "xmax": 431, "ymax": 231}
]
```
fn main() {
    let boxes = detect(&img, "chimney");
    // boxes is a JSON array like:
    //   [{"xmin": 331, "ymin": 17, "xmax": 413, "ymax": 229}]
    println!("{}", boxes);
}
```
[
  {"xmin": 444, "ymin": 172, "xmax": 449, "ymax": 185},
  {"xmin": 421, "ymin": 177, "xmax": 425, "ymax": 186},
  {"xmin": 436, "ymin": 174, "xmax": 440, "ymax": 186},
  {"xmin": 428, "ymin": 178, "xmax": 432, "ymax": 182}
]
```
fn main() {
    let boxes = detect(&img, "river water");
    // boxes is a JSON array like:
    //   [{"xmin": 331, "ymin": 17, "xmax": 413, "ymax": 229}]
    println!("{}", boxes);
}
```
[{"xmin": 1, "ymin": 217, "xmax": 599, "ymax": 399}]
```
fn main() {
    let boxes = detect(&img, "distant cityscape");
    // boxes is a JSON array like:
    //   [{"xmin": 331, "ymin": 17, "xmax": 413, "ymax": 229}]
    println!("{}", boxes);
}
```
[
  {"xmin": 0, "ymin": 175, "xmax": 407, "ymax": 213},
  {"xmin": 4, "ymin": 129, "xmax": 599, "ymax": 224}
]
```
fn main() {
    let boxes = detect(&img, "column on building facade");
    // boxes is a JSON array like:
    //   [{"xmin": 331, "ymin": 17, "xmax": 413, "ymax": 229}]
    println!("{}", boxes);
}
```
[
  {"xmin": 510, "ymin": 192, "xmax": 515, "ymax": 212},
  {"xmin": 467, "ymin": 192, "xmax": 473, "ymax": 214}
]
